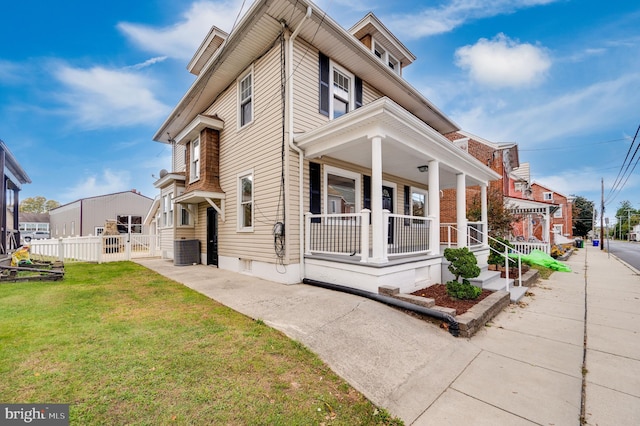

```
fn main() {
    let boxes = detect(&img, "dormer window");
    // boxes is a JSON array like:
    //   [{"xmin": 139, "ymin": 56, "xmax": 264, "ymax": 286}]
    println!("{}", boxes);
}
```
[{"xmin": 373, "ymin": 40, "xmax": 400, "ymax": 75}]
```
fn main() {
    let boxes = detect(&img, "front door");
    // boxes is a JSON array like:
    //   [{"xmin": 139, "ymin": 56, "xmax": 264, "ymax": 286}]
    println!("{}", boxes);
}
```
[
  {"xmin": 207, "ymin": 207, "xmax": 218, "ymax": 266},
  {"xmin": 382, "ymin": 185, "xmax": 394, "ymax": 244}
]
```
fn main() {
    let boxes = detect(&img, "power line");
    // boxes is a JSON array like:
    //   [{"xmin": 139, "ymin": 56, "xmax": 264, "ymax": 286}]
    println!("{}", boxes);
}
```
[
  {"xmin": 519, "ymin": 137, "xmax": 629, "ymax": 152},
  {"xmin": 605, "ymin": 123, "xmax": 640, "ymax": 206}
]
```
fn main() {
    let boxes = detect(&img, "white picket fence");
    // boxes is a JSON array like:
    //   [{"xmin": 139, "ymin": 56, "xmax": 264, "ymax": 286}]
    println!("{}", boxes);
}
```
[{"xmin": 28, "ymin": 234, "xmax": 160, "ymax": 263}]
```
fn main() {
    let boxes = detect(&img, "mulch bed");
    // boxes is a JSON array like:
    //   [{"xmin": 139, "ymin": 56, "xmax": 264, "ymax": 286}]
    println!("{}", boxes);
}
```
[{"xmin": 411, "ymin": 284, "xmax": 494, "ymax": 316}]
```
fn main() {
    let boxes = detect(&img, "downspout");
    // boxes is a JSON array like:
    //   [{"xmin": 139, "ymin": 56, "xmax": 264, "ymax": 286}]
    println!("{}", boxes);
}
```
[{"xmin": 287, "ymin": 5, "xmax": 312, "ymax": 281}]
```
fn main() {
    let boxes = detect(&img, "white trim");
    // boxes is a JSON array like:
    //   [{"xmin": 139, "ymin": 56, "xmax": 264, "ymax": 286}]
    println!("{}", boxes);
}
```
[
  {"xmin": 323, "ymin": 165, "xmax": 361, "ymax": 215},
  {"xmin": 329, "ymin": 61, "xmax": 354, "ymax": 120},
  {"xmin": 189, "ymin": 137, "xmax": 201, "ymax": 183},
  {"xmin": 237, "ymin": 169, "xmax": 254, "ymax": 232},
  {"xmin": 237, "ymin": 65, "xmax": 254, "ymax": 129},
  {"xmin": 410, "ymin": 187, "xmax": 428, "ymax": 218}
]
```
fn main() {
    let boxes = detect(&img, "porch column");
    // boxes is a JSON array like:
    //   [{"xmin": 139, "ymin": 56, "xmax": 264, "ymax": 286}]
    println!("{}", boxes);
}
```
[
  {"xmin": 481, "ymin": 183, "xmax": 488, "ymax": 246},
  {"xmin": 428, "ymin": 160, "xmax": 440, "ymax": 254},
  {"xmin": 370, "ymin": 135, "xmax": 386, "ymax": 263},
  {"xmin": 456, "ymin": 173, "xmax": 467, "ymax": 247},
  {"xmin": 543, "ymin": 208, "xmax": 551, "ymax": 245}
]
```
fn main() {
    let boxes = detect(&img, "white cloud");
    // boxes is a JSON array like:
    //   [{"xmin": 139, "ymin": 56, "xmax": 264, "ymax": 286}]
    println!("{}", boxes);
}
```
[
  {"xmin": 118, "ymin": 0, "xmax": 246, "ymax": 60},
  {"xmin": 387, "ymin": 0, "xmax": 560, "ymax": 39},
  {"xmin": 125, "ymin": 56, "xmax": 168, "ymax": 70},
  {"xmin": 0, "ymin": 60, "xmax": 24, "ymax": 85},
  {"xmin": 453, "ymin": 72, "xmax": 640, "ymax": 144},
  {"xmin": 455, "ymin": 33, "xmax": 551, "ymax": 88},
  {"xmin": 64, "ymin": 169, "xmax": 131, "ymax": 202},
  {"xmin": 54, "ymin": 64, "xmax": 170, "ymax": 129}
]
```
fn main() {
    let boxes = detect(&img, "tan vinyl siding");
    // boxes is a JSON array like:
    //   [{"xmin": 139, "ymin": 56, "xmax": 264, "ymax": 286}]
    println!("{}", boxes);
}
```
[
  {"xmin": 173, "ymin": 142, "xmax": 186, "ymax": 172},
  {"xmin": 199, "ymin": 43, "xmax": 288, "ymax": 264}
]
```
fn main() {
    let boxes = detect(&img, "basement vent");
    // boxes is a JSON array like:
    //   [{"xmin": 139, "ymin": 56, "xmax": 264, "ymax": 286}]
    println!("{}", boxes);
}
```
[{"xmin": 174, "ymin": 239, "xmax": 200, "ymax": 266}]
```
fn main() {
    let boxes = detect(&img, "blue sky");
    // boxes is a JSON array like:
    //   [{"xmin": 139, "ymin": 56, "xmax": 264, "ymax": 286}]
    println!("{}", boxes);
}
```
[{"xmin": 1, "ymin": 0, "xmax": 639, "ymax": 222}]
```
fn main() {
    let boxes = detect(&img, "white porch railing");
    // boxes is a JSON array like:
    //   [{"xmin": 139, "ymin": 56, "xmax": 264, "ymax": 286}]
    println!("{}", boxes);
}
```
[
  {"xmin": 304, "ymin": 210, "xmax": 433, "ymax": 262},
  {"xmin": 510, "ymin": 241, "xmax": 549, "ymax": 254},
  {"xmin": 440, "ymin": 223, "xmax": 485, "ymax": 249},
  {"xmin": 28, "ymin": 234, "xmax": 160, "ymax": 263}
]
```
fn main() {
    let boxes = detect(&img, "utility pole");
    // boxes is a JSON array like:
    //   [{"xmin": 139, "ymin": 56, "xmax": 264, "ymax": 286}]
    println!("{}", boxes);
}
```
[
  {"xmin": 628, "ymin": 209, "xmax": 632, "ymax": 242},
  {"xmin": 600, "ymin": 178, "xmax": 604, "ymax": 250}
]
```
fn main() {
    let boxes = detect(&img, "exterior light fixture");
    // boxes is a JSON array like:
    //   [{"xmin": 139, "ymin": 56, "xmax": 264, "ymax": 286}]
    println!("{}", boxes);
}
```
[{"xmin": 417, "ymin": 165, "xmax": 428, "ymax": 172}]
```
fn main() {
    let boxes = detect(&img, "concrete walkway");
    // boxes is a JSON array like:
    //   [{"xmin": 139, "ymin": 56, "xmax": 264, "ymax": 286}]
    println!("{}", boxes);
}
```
[{"xmin": 136, "ymin": 244, "xmax": 640, "ymax": 425}]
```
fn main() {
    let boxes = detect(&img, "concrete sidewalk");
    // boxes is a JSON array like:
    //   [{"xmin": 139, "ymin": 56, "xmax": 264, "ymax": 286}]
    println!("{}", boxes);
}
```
[{"xmin": 136, "ymin": 244, "xmax": 640, "ymax": 425}]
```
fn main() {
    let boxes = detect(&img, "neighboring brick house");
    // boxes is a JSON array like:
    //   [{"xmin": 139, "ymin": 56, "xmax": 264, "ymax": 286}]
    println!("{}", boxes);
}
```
[
  {"xmin": 530, "ymin": 183, "xmax": 574, "ymax": 241},
  {"xmin": 146, "ymin": 1, "xmax": 499, "ymax": 293},
  {"xmin": 440, "ymin": 131, "xmax": 519, "ymax": 238}
]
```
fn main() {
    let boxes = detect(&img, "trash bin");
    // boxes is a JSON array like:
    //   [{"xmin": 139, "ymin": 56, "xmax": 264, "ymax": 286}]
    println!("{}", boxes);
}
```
[
  {"xmin": 593, "ymin": 239, "xmax": 599, "ymax": 247},
  {"xmin": 578, "ymin": 240, "xmax": 584, "ymax": 248}
]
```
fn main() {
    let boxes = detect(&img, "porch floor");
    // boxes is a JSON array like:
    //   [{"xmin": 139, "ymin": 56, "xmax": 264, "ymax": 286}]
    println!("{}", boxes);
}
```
[{"xmin": 304, "ymin": 252, "xmax": 442, "ymax": 268}]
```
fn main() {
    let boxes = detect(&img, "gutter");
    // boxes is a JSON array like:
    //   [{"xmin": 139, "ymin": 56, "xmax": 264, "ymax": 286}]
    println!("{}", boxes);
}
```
[{"xmin": 287, "ymin": 5, "xmax": 312, "ymax": 281}]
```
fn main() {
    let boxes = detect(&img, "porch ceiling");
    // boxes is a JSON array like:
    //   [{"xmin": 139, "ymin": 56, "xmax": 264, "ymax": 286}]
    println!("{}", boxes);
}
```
[{"xmin": 295, "ymin": 98, "xmax": 500, "ymax": 188}]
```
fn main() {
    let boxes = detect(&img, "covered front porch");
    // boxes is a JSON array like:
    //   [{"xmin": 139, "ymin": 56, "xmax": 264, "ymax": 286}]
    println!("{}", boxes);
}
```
[
  {"xmin": 505, "ymin": 196, "xmax": 557, "ymax": 254},
  {"xmin": 295, "ymin": 98, "xmax": 499, "ymax": 293}
]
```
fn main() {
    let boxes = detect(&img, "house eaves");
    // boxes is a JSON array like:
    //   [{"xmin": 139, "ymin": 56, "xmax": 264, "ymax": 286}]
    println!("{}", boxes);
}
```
[
  {"xmin": 295, "ymin": 97, "xmax": 499, "ymax": 187},
  {"xmin": 0, "ymin": 140, "xmax": 31, "ymax": 186},
  {"xmin": 153, "ymin": 0, "xmax": 458, "ymax": 144}
]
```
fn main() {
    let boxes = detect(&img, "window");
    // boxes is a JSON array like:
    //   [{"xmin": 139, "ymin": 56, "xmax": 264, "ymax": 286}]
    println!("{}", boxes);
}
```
[
  {"xmin": 554, "ymin": 205, "xmax": 563, "ymax": 218},
  {"xmin": 332, "ymin": 68, "xmax": 351, "ymax": 119},
  {"xmin": 411, "ymin": 189, "xmax": 428, "ymax": 217},
  {"xmin": 372, "ymin": 41, "xmax": 400, "ymax": 75},
  {"xmin": 543, "ymin": 192, "xmax": 553, "ymax": 201},
  {"xmin": 190, "ymin": 137, "xmax": 200, "ymax": 182},
  {"xmin": 238, "ymin": 171, "xmax": 253, "ymax": 230},
  {"xmin": 95, "ymin": 227, "xmax": 104, "ymax": 236},
  {"xmin": 239, "ymin": 69, "xmax": 253, "ymax": 127},
  {"xmin": 319, "ymin": 53, "xmax": 362, "ymax": 119},
  {"xmin": 163, "ymin": 193, "xmax": 173, "ymax": 227},
  {"xmin": 324, "ymin": 166, "xmax": 361, "ymax": 215}
]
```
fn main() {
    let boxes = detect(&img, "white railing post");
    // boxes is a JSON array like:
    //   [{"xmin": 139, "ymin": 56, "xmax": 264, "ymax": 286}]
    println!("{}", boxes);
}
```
[
  {"xmin": 504, "ymin": 246, "xmax": 509, "ymax": 292},
  {"xmin": 125, "ymin": 240, "xmax": 131, "ymax": 261},
  {"xmin": 382, "ymin": 209, "xmax": 390, "ymax": 261},
  {"xmin": 518, "ymin": 255, "xmax": 522, "ymax": 287},
  {"xmin": 304, "ymin": 213, "xmax": 312, "ymax": 256},
  {"xmin": 360, "ymin": 209, "xmax": 370, "ymax": 263},
  {"xmin": 97, "ymin": 237, "xmax": 103, "ymax": 264}
]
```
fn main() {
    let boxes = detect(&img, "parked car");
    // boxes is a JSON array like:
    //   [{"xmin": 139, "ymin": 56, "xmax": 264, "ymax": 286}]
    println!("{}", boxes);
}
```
[{"xmin": 22, "ymin": 231, "xmax": 50, "ymax": 242}]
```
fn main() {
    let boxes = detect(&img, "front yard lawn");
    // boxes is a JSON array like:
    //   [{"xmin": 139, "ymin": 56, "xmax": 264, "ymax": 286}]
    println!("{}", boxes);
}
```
[{"xmin": 0, "ymin": 262, "xmax": 401, "ymax": 425}]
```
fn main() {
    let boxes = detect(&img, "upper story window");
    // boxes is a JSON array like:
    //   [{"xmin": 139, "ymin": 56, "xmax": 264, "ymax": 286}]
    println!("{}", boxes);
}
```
[
  {"xmin": 373, "ymin": 40, "xmax": 400, "ymax": 75},
  {"xmin": 554, "ymin": 205, "xmax": 563, "ymax": 218},
  {"xmin": 543, "ymin": 192, "xmax": 553, "ymax": 201},
  {"xmin": 238, "ymin": 69, "xmax": 253, "ymax": 128},
  {"xmin": 238, "ymin": 170, "xmax": 253, "ymax": 231},
  {"xmin": 332, "ymin": 68, "xmax": 351, "ymax": 119},
  {"xmin": 163, "ymin": 193, "xmax": 173, "ymax": 227},
  {"xmin": 190, "ymin": 137, "xmax": 200, "ymax": 182},
  {"xmin": 319, "ymin": 53, "xmax": 362, "ymax": 119}
]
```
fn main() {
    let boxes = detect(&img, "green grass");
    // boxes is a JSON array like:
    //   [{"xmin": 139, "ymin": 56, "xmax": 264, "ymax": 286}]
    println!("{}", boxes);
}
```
[
  {"xmin": 528, "ymin": 263, "xmax": 555, "ymax": 280},
  {"xmin": 0, "ymin": 262, "xmax": 402, "ymax": 425}
]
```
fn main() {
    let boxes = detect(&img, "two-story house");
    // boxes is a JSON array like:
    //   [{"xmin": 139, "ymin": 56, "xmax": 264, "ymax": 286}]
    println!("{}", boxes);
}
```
[
  {"xmin": 530, "ymin": 183, "xmax": 574, "ymax": 242},
  {"xmin": 147, "ymin": 0, "xmax": 499, "ymax": 293}
]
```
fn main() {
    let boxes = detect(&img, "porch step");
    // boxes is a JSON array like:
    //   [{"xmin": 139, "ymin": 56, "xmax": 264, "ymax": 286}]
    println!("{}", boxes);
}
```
[
  {"xmin": 481, "ymin": 278, "xmax": 528, "ymax": 303},
  {"xmin": 469, "ymin": 269, "xmax": 501, "ymax": 288}
]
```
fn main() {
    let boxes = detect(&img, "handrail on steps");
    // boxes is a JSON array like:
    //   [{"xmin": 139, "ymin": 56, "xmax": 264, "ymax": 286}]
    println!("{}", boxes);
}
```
[{"xmin": 444, "ymin": 224, "xmax": 525, "ymax": 292}]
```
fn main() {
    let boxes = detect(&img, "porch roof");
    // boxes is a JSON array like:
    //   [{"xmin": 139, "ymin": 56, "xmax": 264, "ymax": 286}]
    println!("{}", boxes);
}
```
[
  {"xmin": 505, "ymin": 196, "xmax": 559, "ymax": 215},
  {"xmin": 294, "ymin": 97, "xmax": 500, "ymax": 188}
]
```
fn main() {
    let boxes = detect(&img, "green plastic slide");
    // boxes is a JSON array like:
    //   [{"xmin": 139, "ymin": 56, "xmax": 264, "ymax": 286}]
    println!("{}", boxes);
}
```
[{"xmin": 509, "ymin": 249, "xmax": 571, "ymax": 272}]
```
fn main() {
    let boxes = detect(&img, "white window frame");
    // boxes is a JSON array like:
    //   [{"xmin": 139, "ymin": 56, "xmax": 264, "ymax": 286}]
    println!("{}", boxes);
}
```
[
  {"xmin": 554, "ymin": 204, "xmax": 563, "ymax": 218},
  {"xmin": 190, "ymin": 137, "xmax": 200, "ymax": 182},
  {"xmin": 410, "ymin": 187, "xmax": 429, "ymax": 219},
  {"xmin": 162, "ymin": 193, "xmax": 174, "ymax": 228},
  {"xmin": 329, "ymin": 62, "xmax": 354, "ymax": 120},
  {"xmin": 372, "ymin": 40, "xmax": 400, "ymax": 75},
  {"xmin": 323, "ymin": 166, "xmax": 361, "ymax": 216},
  {"xmin": 553, "ymin": 224, "xmax": 563, "ymax": 235},
  {"xmin": 95, "ymin": 226, "xmax": 104, "ymax": 236},
  {"xmin": 238, "ymin": 66, "xmax": 254, "ymax": 129},
  {"xmin": 543, "ymin": 192, "xmax": 553, "ymax": 201},
  {"xmin": 237, "ymin": 169, "xmax": 254, "ymax": 232}
]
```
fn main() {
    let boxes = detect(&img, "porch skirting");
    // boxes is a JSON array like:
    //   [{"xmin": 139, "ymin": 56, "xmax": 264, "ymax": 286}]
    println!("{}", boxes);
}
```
[{"xmin": 304, "ymin": 255, "xmax": 443, "ymax": 294}]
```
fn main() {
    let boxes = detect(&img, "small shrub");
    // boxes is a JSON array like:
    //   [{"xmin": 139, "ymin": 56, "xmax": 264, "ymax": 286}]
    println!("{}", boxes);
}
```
[
  {"xmin": 489, "ymin": 237, "xmax": 516, "ymax": 267},
  {"xmin": 446, "ymin": 280, "xmax": 482, "ymax": 300},
  {"xmin": 444, "ymin": 247, "xmax": 482, "ymax": 300}
]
